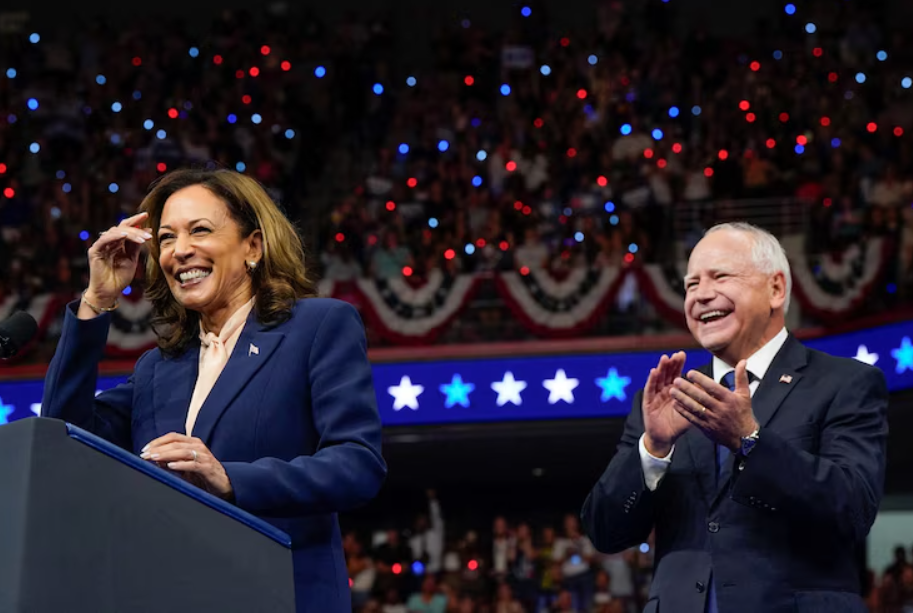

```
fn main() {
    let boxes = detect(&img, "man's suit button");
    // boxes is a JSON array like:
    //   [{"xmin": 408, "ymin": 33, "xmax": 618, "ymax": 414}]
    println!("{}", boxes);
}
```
[
  {"xmin": 708, "ymin": 521, "xmax": 720, "ymax": 533},
  {"xmin": 695, "ymin": 581, "xmax": 705, "ymax": 593}
]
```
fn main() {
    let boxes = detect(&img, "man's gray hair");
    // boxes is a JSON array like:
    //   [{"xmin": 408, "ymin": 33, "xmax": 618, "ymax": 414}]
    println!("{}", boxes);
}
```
[{"xmin": 705, "ymin": 222, "xmax": 792, "ymax": 314}]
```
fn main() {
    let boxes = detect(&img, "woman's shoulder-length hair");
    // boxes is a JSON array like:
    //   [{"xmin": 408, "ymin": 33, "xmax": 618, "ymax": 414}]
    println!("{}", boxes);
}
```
[{"xmin": 139, "ymin": 168, "xmax": 316, "ymax": 356}]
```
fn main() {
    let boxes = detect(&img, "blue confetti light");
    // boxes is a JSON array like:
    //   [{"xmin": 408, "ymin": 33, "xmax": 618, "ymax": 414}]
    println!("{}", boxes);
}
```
[
  {"xmin": 692, "ymin": 105, "xmax": 702, "ymax": 116},
  {"xmin": 610, "ymin": 214, "xmax": 620, "ymax": 225},
  {"xmin": 7, "ymin": 114, "xmax": 15, "ymax": 124},
  {"xmin": 784, "ymin": 3, "xmax": 796, "ymax": 15},
  {"xmin": 285, "ymin": 129, "xmax": 295, "ymax": 139},
  {"xmin": 373, "ymin": 83, "xmax": 384, "ymax": 95},
  {"xmin": 5, "ymin": 68, "xmax": 15, "ymax": 78},
  {"xmin": 438, "ymin": 140, "xmax": 449, "ymax": 152},
  {"xmin": 476, "ymin": 150, "xmax": 487, "ymax": 161},
  {"xmin": 500, "ymin": 84, "xmax": 511, "ymax": 96},
  {"xmin": 29, "ymin": 33, "xmax": 40, "ymax": 43},
  {"xmin": 406, "ymin": 76, "xmax": 417, "ymax": 87},
  {"xmin": 620, "ymin": 123, "xmax": 632, "ymax": 135},
  {"xmin": 540, "ymin": 65, "xmax": 551, "ymax": 76},
  {"xmin": 133, "ymin": 90, "xmax": 142, "ymax": 100},
  {"xmin": 521, "ymin": 6, "xmax": 532, "ymax": 17},
  {"xmin": 471, "ymin": 118, "xmax": 481, "ymax": 128},
  {"xmin": 27, "ymin": 98, "xmax": 38, "ymax": 110},
  {"xmin": 397, "ymin": 143, "xmax": 410, "ymax": 155},
  {"xmin": 314, "ymin": 66, "xmax": 326, "ymax": 78},
  {"xmin": 428, "ymin": 218, "xmax": 439, "ymax": 228},
  {"xmin": 108, "ymin": 183, "xmax": 119, "ymax": 193},
  {"xmin": 111, "ymin": 101, "xmax": 122, "ymax": 113},
  {"xmin": 877, "ymin": 51, "xmax": 888, "ymax": 62},
  {"xmin": 668, "ymin": 106, "xmax": 680, "ymax": 118},
  {"xmin": 62, "ymin": 183, "xmax": 72, "ymax": 193},
  {"xmin": 227, "ymin": 114, "xmax": 237, "ymax": 124},
  {"xmin": 96, "ymin": 74, "xmax": 107, "ymax": 85},
  {"xmin": 236, "ymin": 161, "xmax": 246, "ymax": 172},
  {"xmin": 574, "ymin": 232, "xmax": 584, "ymax": 242},
  {"xmin": 604, "ymin": 201, "xmax": 615, "ymax": 213},
  {"xmin": 79, "ymin": 230, "xmax": 89, "ymax": 240},
  {"xmin": 464, "ymin": 244, "xmax": 476, "ymax": 255},
  {"xmin": 652, "ymin": 128, "xmax": 664, "ymax": 140},
  {"xmin": 56, "ymin": 170, "xmax": 65, "ymax": 179},
  {"xmin": 156, "ymin": 129, "xmax": 166, "ymax": 140},
  {"xmin": 773, "ymin": 50, "xmax": 783, "ymax": 60},
  {"xmin": 143, "ymin": 119, "xmax": 154, "ymax": 130},
  {"xmin": 831, "ymin": 137, "xmax": 841, "ymax": 148},
  {"xmin": 855, "ymin": 72, "xmax": 866, "ymax": 84},
  {"xmin": 472, "ymin": 176, "xmax": 483, "ymax": 187},
  {"xmin": 629, "ymin": 243, "xmax": 639, "ymax": 253},
  {"xmin": 110, "ymin": 133, "xmax": 121, "ymax": 145},
  {"xmin": 588, "ymin": 55, "xmax": 598, "ymax": 66},
  {"xmin": 903, "ymin": 77, "xmax": 913, "ymax": 89},
  {"xmin": 805, "ymin": 23, "xmax": 816, "ymax": 34},
  {"xmin": 251, "ymin": 113, "xmax": 262, "ymax": 124},
  {"xmin": 188, "ymin": 47, "xmax": 199, "ymax": 58},
  {"xmin": 795, "ymin": 144, "xmax": 805, "ymax": 154},
  {"xmin": 29, "ymin": 142, "xmax": 40, "ymax": 153}
]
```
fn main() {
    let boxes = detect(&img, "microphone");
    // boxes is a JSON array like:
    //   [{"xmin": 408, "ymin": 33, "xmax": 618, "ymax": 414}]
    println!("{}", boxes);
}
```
[{"xmin": 0, "ymin": 311, "xmax": 38, "ymax": 359}]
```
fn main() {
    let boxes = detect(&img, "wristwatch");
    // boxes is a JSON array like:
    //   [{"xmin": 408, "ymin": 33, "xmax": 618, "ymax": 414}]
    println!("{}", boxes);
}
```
[{"xmin": 739, "ymin": 427, "xmax": 761, "ymax": 457}]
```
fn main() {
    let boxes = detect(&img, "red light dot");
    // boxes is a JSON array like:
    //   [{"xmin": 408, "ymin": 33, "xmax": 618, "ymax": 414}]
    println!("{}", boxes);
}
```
[
  {"xmin": 560, "ymin": 37, "xmax": 570, "ymax": 47},
  {"xmin": 506, "ymin": 161, "xmax": 517, "ymax": 171},
  {"xmin": 280, "ymin": 61, "xmax": 291, "ymax": 71},
  {"xmin": 657, "ymin": 158, "xmax": 667, "ymax": 169},
  {"xmin": 132, "ymin": 56, "xmax": 142, "ymax": 67},
  {"xmin": 476, "ymin": 238, "xmax": 486, "ymax": 248},
  {"xmin": 385, "ymin": 201, "xmax": 396, "ymax": 211},
  {"xmin": 894, "ymin": 127, "xmax": 904, "ymax": 137},
  {"xmin": 499, "ymin": 241, "xmax": 509, "ymax": 251},
  {"xmin": 156, "ymin": 162, "xmax": 167, "ymax": 172},
  {"xmin": 704, "ymin": 167, "xmax": 714, "ymax": 177},
  {"xmin": 242, "ymin": 95, "xmax": 252, "ymax": 105},
  {"xmin": 335, "ymin": 232, "xmax": 345, "ymax": 243},
  {"xmin": 823, "ymin": 198, "xmax": 833, "ymax": 207},
  {"xmin": 766, "ymin": 138, "xmax": 776, "ymax": 149},
  {"xmin": 746, "ymin": 113, "xmax": 756, "ymax": 123},
  {"xmin": 533, "ymin": 118, "xmax": 544, "ymax": 128},
  {"xmin": 643, "ymin": 148, "xmax": 654, "ymax": 159},
  {"xmin": 718, "ymin": 149, "xmax": 729, "ymax": 161},
  {"xmin": 235, "ymin": 70, "xmax": 245, "ymax": 79},
  {"xmin": 577, "ymin": 89, "xmax": 587, "ymax": 99},
  {"xmin": 349, "ymin": 578, "xmax": 353, "ymax": 588},
  {"xmin": 407, "ymin": 177, "xmax": 418, "ymax": 188},
  {"xmin": 444, "ymin": 249, "xmax": 456, "ymax": 260},
  {"xmin": 392, "ymin": 564, "xmax": 402, "ymax": 575},
  {"xmin": 513, "ymin": 201, "xmax": 523, "ymax": 210},
  {"xmin": 522, "ymin": 206, "xmax": 532, "ymax": 215},
  {"xmin": 596, "ymin": 175, "xmax": 608, "ymax": 187},
  {"xmin": 468, "ymin": 560, "xmax": 479, "ymax": 571},
  {"xmin": 168, "ymin": 108, "xmax": 178, "ymax": 119},
  {"xmin": 739, "ymin": 100, "xmax": 750, "ymax": 111},
  {"xmin": 672, "ymin": 143, "xmax": 683, "ymax": 154},
  {"xmin": 813, "ymin": 47, "xmax": 823, "ymax": 57},
  {"xmin": 214, "ymin": 55, "xmax": 223, "ymax": 65},
  {"xmin": 260, "ymin": 45, "xmax": 271, "ymax": 56},
  {"xmin": 796, "ymin": 135, "xmax": 808, "ymax": 145},
  {"xmin": 402, "ymin": 266, "xmax": 413, "ymax": 277},
  {"xmin": 820, "ymin": 117, "xmax": 831, "ymax": 127},
  {"xmin": 623, "ymin": 253, "xmax": 635, "ymax": 264},
  {"xmin": 0, "ymin": 163, "xmax": 6, "ymax": 174},
  {"xmin": 3, "ymin": 187, "xmax": 14, "ymax": 198},
  {"xmin": 867, "ymin": 122, "xmax": 877, "ymax": 133},
  {"xmin": 464, "ymin": 75, "xmax": 474, "ymax": 86},
  {"xmin": 567, "ymin": 148, "xmax": 577, "ymax": 158},
  {"xmin": 249, "ymin": 67, "xmax": 260, "ymax": 77},
  {"xmin": 520, "ymin": 266, "xmax": 530, "ymax": 276},
  {"xmin": 750, "ymin": 61, "xmax": 761, "ymax": 72},
  {"xmin": 779, "ymin": 112, "xmax": 790, "ymax": 123},
  {"xmin": 828, "ymin": 72, "xmax": 838, "ymax": 82},
  {"xmin": 368, "ymin": 235, "xmax": 377, "ymax": 246}
]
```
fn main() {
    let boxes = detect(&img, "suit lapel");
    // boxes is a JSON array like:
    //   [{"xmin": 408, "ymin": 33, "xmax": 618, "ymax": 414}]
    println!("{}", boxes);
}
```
[
  {"xmin": 153, "ymin": 346, "xmax": 200, "ymax": 438},
  {"xmin": 190, "ymin": 314, "xmax": 285, "ymax": 446},
  {"xmin": 685, "ymin": 362, "xmax": 717, "ymax": 507}
]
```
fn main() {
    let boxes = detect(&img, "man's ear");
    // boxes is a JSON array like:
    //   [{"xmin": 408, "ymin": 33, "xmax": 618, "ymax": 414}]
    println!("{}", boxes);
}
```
[{"xmin": 769, "ymin": 271, "xmax": 787, "ymax": 311}]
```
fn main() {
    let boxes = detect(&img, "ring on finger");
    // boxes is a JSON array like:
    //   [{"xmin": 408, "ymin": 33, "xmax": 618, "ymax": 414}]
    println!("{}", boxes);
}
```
[{"xmin": 191, "ymin": 449, "xmax": 198, "ymax": 462}]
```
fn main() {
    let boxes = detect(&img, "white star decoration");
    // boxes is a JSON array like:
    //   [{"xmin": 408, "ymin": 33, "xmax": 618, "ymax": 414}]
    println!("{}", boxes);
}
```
[
  {"xmin": 543, "ymin": 369, "xmax": 579, "ymax": 405},
  {"xmin": 491, "ymin": 371, "xmax": 528, "ymax": 407},
  {"xmin": 853, "ymin": 345, "xmax": 879, "ymax": 366},
  {"xmin": 388, "ymin": 376, "xmax": 424, "ymax": 411}
]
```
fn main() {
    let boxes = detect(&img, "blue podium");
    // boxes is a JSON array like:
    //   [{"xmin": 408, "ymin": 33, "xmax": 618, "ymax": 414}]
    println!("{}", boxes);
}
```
[{"xmin": 0, "ymin": 417, "xmax": 295, "ymax": 612}]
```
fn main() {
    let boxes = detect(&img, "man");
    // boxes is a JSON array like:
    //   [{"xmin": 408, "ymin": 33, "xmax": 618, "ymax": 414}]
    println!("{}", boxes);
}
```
[{"xmin": 581, "ymin": 222, "xmax": 888, "ymax": 613}]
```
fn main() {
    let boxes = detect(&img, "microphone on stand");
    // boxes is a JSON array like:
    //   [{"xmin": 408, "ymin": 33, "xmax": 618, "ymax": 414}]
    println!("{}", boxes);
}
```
[{"xmin": 0, "ymin": 311, "xmax": 39, "ymax": 359}]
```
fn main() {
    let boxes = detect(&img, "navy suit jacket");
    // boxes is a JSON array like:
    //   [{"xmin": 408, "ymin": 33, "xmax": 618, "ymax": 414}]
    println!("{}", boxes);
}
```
[
  {"xmin": 581, "ymin": 335, "xmax": 888, "ymax": 613},
  {"xmin": 41, "ymin": 297, "xmax": 387, "ymax": 613}
]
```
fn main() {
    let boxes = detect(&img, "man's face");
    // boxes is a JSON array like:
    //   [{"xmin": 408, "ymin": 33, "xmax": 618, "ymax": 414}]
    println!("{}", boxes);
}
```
[{"xmin": 684, "ymin": 230, "xmax": 786, "ymax": 365}]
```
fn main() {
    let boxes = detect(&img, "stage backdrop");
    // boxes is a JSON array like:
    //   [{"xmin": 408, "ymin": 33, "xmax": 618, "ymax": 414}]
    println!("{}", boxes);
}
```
[{"xmin": 2, "ymin": 319, "xmax": 912, "ymax": 427}]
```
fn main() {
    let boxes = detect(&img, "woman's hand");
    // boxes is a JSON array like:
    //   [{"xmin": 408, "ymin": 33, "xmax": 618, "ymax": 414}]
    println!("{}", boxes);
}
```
[
  {"xmin": 140, "ymin": 432, "xmax": 234, "ymax": 500},
  {"xmin": 84, "ymin": 211, "xmax": 153, "ymax": 310}
]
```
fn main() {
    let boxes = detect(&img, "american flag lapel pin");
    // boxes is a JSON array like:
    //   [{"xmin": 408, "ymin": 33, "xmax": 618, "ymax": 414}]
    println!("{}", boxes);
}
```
[
  {"xmin": 249, "ymin": 343, "xmax": 259, "ymax": 357},
  {"xmin": 779, "ymin": 374, "xmax": 792, "ymax": 384}
]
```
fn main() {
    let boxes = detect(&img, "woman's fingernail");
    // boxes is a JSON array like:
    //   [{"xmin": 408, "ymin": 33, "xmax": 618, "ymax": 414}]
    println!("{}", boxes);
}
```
[
  {"xmin": 141, "ymin": 444, "xmax": 149, "ymax": 453},
  {"xmin": 167, "ymin": 462, "xmax": 178, "ymax": 469},
  {"xmin": 143, "ymin": 232, "xmax": 153, "ymax": 239},
  {"xmin": 150, "ymin": 453, "xmax": 160, "ymax": 460},
  {"xmin": 140, "ymin": 452, "xmax": 149, "ymax": 459}
]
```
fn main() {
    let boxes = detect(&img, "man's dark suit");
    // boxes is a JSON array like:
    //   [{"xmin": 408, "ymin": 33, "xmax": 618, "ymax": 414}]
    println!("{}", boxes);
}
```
[{"xmin": 581, "ymin": 335, "xmax": 888, "ymax": 613}]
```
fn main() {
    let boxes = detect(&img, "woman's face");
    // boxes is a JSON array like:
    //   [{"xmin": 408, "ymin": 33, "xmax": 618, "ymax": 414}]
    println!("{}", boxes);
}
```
[{"xmin": 157, "ymin": 185, "xmax": 261, "ymax": 320}]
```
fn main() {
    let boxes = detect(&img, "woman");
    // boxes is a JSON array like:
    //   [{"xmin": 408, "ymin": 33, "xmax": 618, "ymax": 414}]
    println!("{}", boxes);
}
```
[{"xmin": 41, "ymin": 168, "xmax": 387, "ymax": 613}]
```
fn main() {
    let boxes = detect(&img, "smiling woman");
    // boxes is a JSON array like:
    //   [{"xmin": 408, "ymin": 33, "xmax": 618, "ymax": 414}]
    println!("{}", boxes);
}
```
[{"xmin": 39, "ymin": 168, "xmax": 387, "ymax": 613}]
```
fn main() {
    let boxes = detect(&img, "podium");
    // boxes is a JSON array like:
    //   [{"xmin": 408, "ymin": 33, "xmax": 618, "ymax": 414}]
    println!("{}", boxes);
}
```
[{"xmin": 0, "ymin": 418, "xmax": 296, "ymax": 613}]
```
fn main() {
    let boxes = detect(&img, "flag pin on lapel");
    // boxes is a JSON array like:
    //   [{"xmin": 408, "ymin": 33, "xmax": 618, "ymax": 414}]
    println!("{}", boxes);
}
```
[
  {"xmin": 779, "ymin": 374, "xmax": 792, "ymax": 384},
  {"xmin": 249, "ymin": 343, "xmax": 259, "ymax": 357}
]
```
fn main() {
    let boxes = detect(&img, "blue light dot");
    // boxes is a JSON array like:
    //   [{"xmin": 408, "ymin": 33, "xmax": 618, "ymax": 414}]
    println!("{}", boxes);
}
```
[
  {"xmin": 251, "ymin": 113, "xmax": 262, "ymax": 124},
  {"xmin": 96, "ymin": 74, "xmax": 107, "ymax": 85},
  {"xmin": 773, "ymin": 50, "xmax": 783, "ymax": 60},
  {"xmin": 227, "ymin": 114, "xmax": 237, "ymax": 124},
  {"xmin": 29, "ymin": 142, "xmax": 40, "ymax": 153},
  {"xmin": 521, "ymin": 6, "xmax": 532, "ymax": 17},
  {"xmin": 183, "ymin": 101, "xmax": 193, "ymax": 110},
  {"xmin": 406, "ymin": 76, "xmax": 417, "ymax": 87},
  {"xmin": 110, "ymin": 133, "xmax": 121, "ymax": 145},
  {"xmin": 398, "ymin": 143, "xmax": 409, "ymax": 155},
  {"xmin": 588, "ymin": 55, "xmax": 598, "ymax": 66},
  {"xmin": 29, "ymin": 33, "xmax": 40, "ymax": 44},
  {"xmin": 79, "ymin": 230, "xmax": 89, "ymax": 241},
  {"xmin": 314, "ymin": 66, "xmax": 326, "ymax": 78},
  {"xmin": 500, "ymin": 84, "xmax": 511, "ymax": 96},
  {"xmin": 143, "ymin": 119, "xmax": 154, "ymax": 130},
  {"xmin": 7, "ymin": 114, "xmax": 15, "ymax": 124},
  {"xmin": 428, "ymin": 218, "xmax": 439, "ymax": 228},
  {"xmin": 563, "ymin": 207, "xmax": 573, "ymax": 217},
  {"xmin": 876, "ymin": 51, "xmax": 887, "ymax": 62},
  {"xmin": 620, "ymin": 123, "xmax": 632, "ymax": 136},
  {"xmin": 27, "ymin": 98, "xmax": 38, "ymax": 110},
  {"xmin": 438, "ymin": 140, "xmax": 450, "ymax": 152},
  {"xmin": 50, "ymin": 206, "xmax": 61, "ymax": 219},
  {"xmin": 62, "ymin": 183, "xmax": 72, "ymax": 193},
  {"xmin": 855, "ymin": 72, "xmax": 866, "ymax": 84},
  {"xmin": 629, "ymin": 243, "xmax": 639, "ymax": 253},
  {"xmin": 604, "ymin": 201, "xmax": 615, "ymax": 213},
  {"xmin": 156, "ymin": 129, "xmax": 166, "ymax": 140},
  {"xmin": 108, "ymin": 183, "xmax": 119, "ymax": 193},
  {"xmin": 56, "ymin": 170, "xmax": 65, "ymax": 179},
  {"xmin": 471, "ymin": 118, "xmax": 481, "ymax": 128},
  {"xmin": 795, "ymin": 144, "xmax": 805, "ymax": 154},
  {"xmin": 373, "ymin": 83, "xmax": 384, "ymax": 95},
  {"xmin": 476, "ymin": 150, "xmax": 487, "ymax": 162},
  {"xmin": 472, "ymin": 176, "xmax": 483, "ymax": 187},
  {"xmin": 412, "ymin": 561, "xmax": 425, "ymax": 575},
  {"xmin": 831, "ymin": 138, "xmax": 841, "ymax": 148},
  {"xmin": 903, "ymin": 77, "xmax": 913, "ymax": 89},
  {"xmin": 465, "ymin": 244, "xmax": 476, "ymax": 255},
  {"xmin": 785, "ymin": 3, "xmax": 796, "ymax": 14},
  {"xmin": 188, "ymin": 47, "xmax": 199, "ymax": 58},
  {"xmin": 540, "ymin": 65, "xmax": 552, "ymax": 76},
  {"xmin": 236, "ymin": 161, "xmax": 246, "ymax": 172},
  {"xmin": 133, "ymin": 90, "xmax": 142, "ymax": 100},
  {"xmin": 574, "ymin": 232, "xmax": 584, "ymax": 242},
  {"xmin": 640, "ymin": 543, "xmax": 650, "ymax": 553},
  {"xmin": 5, "ymin": 68, "xmax": 15, "ymax": 78},
  {"xmin": 887, "ymin": 283, "xmax": 898, "ymax": 294},
  {"xmin": 285, "ymin": 129, "xmax": 295, "ymax": 139},
  {"xmin": 122, "ymin": 286, "xmax": 133, "ymax": 296},
  {"xmin": 610, "ymin": 215, "xmax": 619, "ymax": 225},
  {"xmin": 805, "ymin": 23, "xmax": 816, "ymax": 34},
  {"xmin": 845, "ymin": 91, "xmax": 854, "ymax": 100},
  {"xmin": 668, "ymin": 106, "xmax": 680, "ymax": 118},
  {"xmin": 111, "ymin": 101, "xmax": 122, "ymax": 113},
  {"xmin": 692, "ymin": 105, "xmax": 702, "ymax": 116},
  {"xmin": 652, "ymin": 128, "xmax": 664, "ymax": 140}
]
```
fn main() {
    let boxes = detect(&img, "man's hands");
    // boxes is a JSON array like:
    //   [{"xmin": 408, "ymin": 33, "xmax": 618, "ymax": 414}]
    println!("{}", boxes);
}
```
[{"xmin": 642, "ymin": 352, "xmax": 692, "ymax": 457}]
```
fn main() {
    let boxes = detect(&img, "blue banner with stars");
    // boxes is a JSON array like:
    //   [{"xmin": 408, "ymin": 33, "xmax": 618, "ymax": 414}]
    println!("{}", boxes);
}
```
[{"xmin": 2, "ymin": 319, "xmax": 913, "ymax": 427}]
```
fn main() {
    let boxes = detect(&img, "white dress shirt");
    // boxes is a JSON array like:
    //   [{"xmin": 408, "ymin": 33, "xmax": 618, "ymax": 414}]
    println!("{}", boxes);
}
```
[{"xmin": 639, "ymin": 327, "xmax": 789, "ymax": 490}]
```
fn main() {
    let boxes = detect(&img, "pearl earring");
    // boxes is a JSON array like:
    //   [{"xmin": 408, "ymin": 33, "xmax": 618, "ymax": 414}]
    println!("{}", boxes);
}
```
[{"xmin": 248, "ymin": 261, "xmax": 257, "ymax": 271}]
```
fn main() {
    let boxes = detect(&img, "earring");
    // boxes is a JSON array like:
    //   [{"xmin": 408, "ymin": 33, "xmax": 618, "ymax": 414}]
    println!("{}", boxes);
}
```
[{"xmin": 248, "ymin": 260, "xmax": 258, "ymax": 271}]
